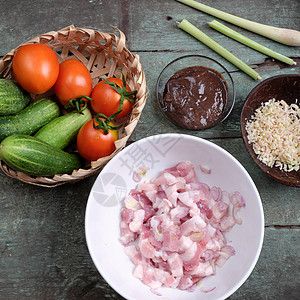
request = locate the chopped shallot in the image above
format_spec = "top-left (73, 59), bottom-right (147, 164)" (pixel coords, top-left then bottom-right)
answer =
top-left (133, 165), bottom-right (149, 182)
top-left (120, 161), bottom-right (245, 292)
top-left (245, 98), bottom-right (300, 172)
top-left (200, 164), bottom-right (211, 174)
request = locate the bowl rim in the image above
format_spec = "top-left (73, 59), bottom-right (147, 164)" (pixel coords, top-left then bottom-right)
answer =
top-left (85, 133), bottom-right (265, 300)
top-left (240, 73), bottom-right (300, 187)
top-left (155, 54), bottom-right (236, 130)
top-left (242, 73), bottom-right (299, 100)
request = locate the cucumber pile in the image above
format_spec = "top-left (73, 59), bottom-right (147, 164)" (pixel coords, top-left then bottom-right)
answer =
top-left (0, 78), bottom-right (92, 177)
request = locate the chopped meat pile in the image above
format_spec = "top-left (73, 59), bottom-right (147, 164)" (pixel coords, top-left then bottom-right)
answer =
top-left (120, 161), bottom-right (245, 292)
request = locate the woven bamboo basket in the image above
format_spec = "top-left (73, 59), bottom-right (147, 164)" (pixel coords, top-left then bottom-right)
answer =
top-left (0, 25), bottom-right (147, 187)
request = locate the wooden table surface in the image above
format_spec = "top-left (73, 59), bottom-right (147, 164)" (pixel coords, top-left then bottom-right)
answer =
top-left (1, 0), bottom-right (299, 299)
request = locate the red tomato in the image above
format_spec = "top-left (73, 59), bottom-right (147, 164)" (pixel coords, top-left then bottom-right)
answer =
top-left (77, 118), bottom-right (118, 161)
top-left (12, 43), bottom-right (59, 94)
top-left (90, 77), bottom-right (134, 119)
top-left (54, 59), bottom-right (93, 106)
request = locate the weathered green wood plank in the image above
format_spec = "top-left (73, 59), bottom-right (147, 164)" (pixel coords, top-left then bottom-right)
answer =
top-left (1, 0), bottom-right (299, 63)
top-left (129, 0), bottom-right (300, 55)
top-left (130, 52), bottom-right (300, 140)
top-left (0, 0), bottom-right (123, 56)
top-left (1, 198), bottom-right (299, 300)
top-left (0, 0), bottom-right (299, 299)
top-left (229, 227), bottom-right (300, 299)
top-left (0, 137), bottom-right (298, 228)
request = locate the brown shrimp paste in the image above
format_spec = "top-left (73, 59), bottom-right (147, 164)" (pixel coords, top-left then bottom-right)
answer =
top-left (162, 66), bottom-right (228, 130)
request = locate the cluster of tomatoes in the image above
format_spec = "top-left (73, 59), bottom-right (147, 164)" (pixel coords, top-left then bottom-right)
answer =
top-left (12, 43), bottom-right (136, 161)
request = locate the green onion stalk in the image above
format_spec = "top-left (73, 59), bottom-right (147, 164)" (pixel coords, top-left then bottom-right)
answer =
top-left (209, 20), bottom-right (296, 65)
top-left (176, 0), bottom-right (300, 46)
top-left (178, 19), bottom-right (262, 80)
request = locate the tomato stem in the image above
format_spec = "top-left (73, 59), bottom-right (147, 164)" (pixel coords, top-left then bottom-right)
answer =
top-left (64, 95), bottom-right (93, 114)
top-left (102, 72), bottom-right (137, 114)
top-left (93, 112), bottom-right (123, 135)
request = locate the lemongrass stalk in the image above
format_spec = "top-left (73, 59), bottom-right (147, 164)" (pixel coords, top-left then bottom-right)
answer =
top-left (209, 20), bottom-right (297, 66)
top-left (176, 0), bottom-right (300, 46)
top-left (178, 19), bottom-right (262, 80)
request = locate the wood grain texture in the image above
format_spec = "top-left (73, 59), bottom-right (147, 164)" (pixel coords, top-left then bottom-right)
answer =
top-left (130, 53), bottom-right (300, 141)
top-left (0, 0), bottom-right (122, 55)
top-left (0, 0), bottom-right (299, 299)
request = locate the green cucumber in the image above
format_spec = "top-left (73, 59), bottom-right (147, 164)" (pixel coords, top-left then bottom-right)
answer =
top-left (0, 79), bottom-right (30, 115)
top-left (0, 98), bottom-right (60, 141)
top-left (35, 108), bottom-right (92, 149)
top-left (0, 134), bottom-right (81, 176)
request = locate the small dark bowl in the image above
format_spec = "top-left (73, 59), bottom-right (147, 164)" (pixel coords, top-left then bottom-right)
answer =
top-left (156, 55), bottom-right (235, 130)
top-left (241, 74), bottom-right (300, 187)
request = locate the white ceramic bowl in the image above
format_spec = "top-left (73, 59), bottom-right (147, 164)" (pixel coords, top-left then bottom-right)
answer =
top-left (85, 133), bottom-right (264, 300)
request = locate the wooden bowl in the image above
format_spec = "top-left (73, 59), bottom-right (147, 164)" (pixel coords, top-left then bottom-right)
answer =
top-left (241, 74), bottom-right (300, 187)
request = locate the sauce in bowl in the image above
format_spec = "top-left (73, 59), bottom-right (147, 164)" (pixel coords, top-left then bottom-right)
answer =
top-left (162, 66), bottom-right (228, 130)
